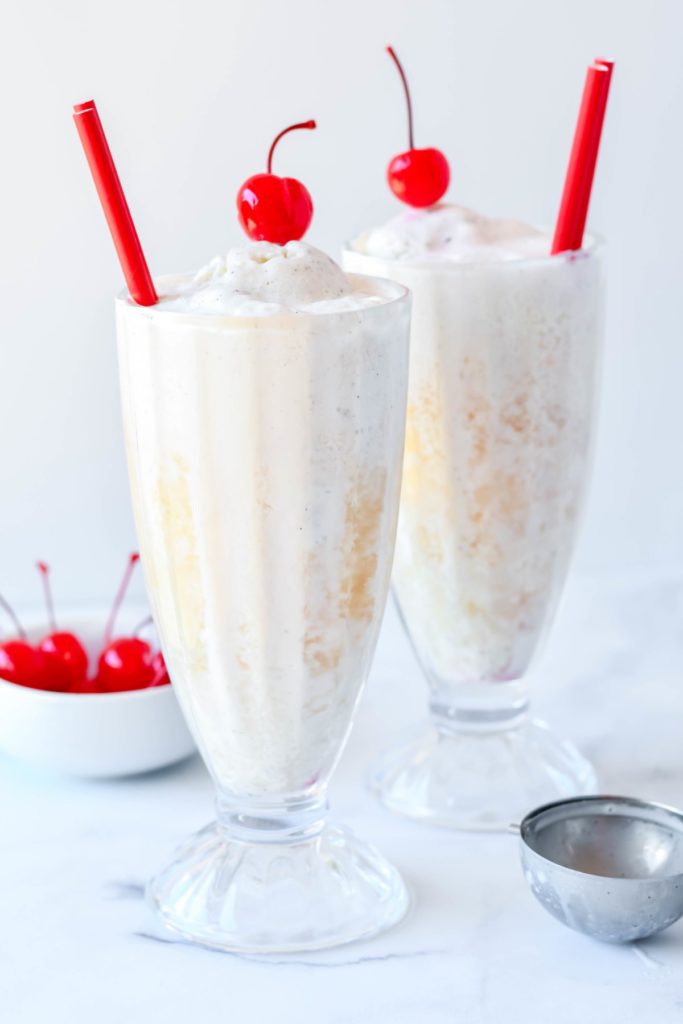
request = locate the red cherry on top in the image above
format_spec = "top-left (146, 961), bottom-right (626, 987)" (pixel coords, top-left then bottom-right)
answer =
top-left (385, 46), bottom-right (450, 208)
top-left (237, 120), bottom-right (316, 245)
top-left (36, 561), bottom-right (88, 690)
top-left (96, 553), bottom-right (156, 692)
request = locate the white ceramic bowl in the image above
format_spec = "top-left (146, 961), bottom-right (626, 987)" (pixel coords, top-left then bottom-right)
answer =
top-left (0, 608), bottom-right (196, 778)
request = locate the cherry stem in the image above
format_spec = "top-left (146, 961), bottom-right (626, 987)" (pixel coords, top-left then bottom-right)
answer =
top-left (133, 614), bottom-right (154, 637)
top-left (0, 594), bottom-right (26, 641)
top-left (103, 553), bottom-right (140, 646)
top-left (386, 46), bottom-right (415, 150)
top-left (37, 561), bottom-right (57, 632)
top-left (266, 120), bottom-right (316, 175)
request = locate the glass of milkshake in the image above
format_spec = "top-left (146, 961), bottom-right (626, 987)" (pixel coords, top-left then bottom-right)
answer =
top-left (69, 107), bottom-right (413, 951)
top-left (344, 204), bottom-right (604, 830)
top-left (340, 47), bottom-right (612, 831)
top-left (117, 240), bottom-right (411, 949)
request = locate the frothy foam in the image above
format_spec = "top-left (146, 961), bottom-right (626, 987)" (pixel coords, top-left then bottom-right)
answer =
top-left (352, 204), bottom-right (551, 263)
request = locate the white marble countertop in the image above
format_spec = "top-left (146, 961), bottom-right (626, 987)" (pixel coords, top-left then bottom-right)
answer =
top-left (4, 569), bottom-right (683, 1023)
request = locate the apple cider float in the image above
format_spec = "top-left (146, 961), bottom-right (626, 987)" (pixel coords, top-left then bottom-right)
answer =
top-left (75, 106), bottom-right (412, 952)
top-left (344, 50), bottom-right (611, 830)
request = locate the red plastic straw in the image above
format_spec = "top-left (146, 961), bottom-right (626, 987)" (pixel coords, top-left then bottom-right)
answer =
top-left (551, 60), bottom-right (614, 255)
top-left (73, 100), bottom-right (158, 305)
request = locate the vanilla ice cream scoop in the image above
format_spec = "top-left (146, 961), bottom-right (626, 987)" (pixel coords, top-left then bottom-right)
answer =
top-left (158, 241), bottom-right (373, 316)
top-left (354, 203), bottom-right (550, 263)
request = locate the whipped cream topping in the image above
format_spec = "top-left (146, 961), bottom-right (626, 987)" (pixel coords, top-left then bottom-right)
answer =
top-left (352, 203), bottom-right (551, 263)
top-left (156, 241), bottom-right (381, 316)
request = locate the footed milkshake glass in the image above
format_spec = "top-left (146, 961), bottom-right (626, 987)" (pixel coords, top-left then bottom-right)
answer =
top-left (116, 275), bottom-right (411, 950)
top-left (343, 243), bottom-right (604, 830)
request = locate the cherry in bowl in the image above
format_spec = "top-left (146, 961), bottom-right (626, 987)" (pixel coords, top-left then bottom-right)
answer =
top-left (0, 608), bottom-right (195, 777)
top-left (0, 554), bottom-right (171, 695)
top-left (36, 561), bottom-right (89, 689)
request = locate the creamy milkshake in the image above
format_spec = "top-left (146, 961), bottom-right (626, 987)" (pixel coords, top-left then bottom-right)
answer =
top-left (344, 203), bottom-right (604, 829)
top-left (117, 241), bottom-right (411, 949)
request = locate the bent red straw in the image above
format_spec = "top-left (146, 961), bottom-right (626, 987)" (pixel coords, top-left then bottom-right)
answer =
top-left (551, 60), bottom-right (614, 255)
top-left (73, 100), bottom-right (158, 306)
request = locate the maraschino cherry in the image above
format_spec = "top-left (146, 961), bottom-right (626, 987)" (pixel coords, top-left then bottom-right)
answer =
top-left (237, 120), bottom-right (316, 244)
top-left (96, 553), bottom-right (156, 692)
top-left (133, 614), bottom-right (170, 687)
top-left (385, 46), bottom-right (450, 208)
top-left (36, 561), bottom-right (88, 689)
top-left (150, 650), bottom-right (170, 687)
top-left (0, 595), bottom-right (46, 689)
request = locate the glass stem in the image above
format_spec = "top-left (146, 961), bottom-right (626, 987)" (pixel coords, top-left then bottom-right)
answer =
top-left (215, 790), bottom-right (328, 844)
top-left (429, 679), bottom-right (530, 735)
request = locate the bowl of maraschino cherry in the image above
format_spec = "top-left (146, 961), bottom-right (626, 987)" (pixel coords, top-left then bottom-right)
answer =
top-left (0, 555), bottom-right (195, 778)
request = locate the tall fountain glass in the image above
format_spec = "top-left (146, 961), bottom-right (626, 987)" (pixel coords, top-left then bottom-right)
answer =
top-left (343, 242), bottom-right (604, 830)
top-left (116, 274), bottom-right (411, 950)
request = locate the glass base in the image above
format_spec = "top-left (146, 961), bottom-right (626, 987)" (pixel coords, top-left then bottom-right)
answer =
top-left (369, 718), bottom-right (597, 831)
top-left (147, 819), bottom-right (410, 953)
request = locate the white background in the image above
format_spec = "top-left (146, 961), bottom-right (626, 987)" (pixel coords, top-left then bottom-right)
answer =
top-left (0, 0), bottom-right (681, 607)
